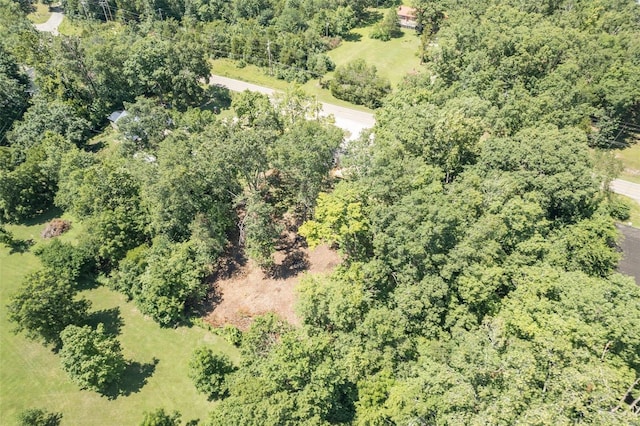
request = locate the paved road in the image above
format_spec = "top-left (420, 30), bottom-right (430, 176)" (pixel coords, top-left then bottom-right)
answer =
top-left (34, 7), bottom-right (64, 35)
top-left (611, 179), bottom-right (640, 205)
top-left (209, 75), bottom-right (375, 140)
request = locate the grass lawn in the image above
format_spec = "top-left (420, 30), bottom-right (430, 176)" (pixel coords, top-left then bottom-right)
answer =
top-left (211, 8), bottom-right (422, 110)
top-left (57, 17), bottom-right (83, 36)
top-left (324, 25), bottom-right (422, 88)
top-left (1, 213), bottom-right (238, 426)
top-left (616, 141), bottom-right (640, 184)
top-left (27, 2), bottom-right (51, 24)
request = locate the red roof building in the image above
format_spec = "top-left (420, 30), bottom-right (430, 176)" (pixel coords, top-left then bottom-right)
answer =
top-left (397, 5), bottom-right (418, 28)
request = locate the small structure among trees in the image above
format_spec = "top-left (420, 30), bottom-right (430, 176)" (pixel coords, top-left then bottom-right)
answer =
top-left (397, 5), bottom-right (417, 29)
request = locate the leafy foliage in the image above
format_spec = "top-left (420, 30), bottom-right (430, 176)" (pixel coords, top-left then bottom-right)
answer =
top-left (188, 346), bottom-right (235, 400)
top-left (0, 44), bottom-right (30, 143)
top-left (370, 9), bottom-right (401, 41)
top-left (59, 323), bottom-right (126, 392)
top-left (139, 409), bottom-right (182, 426)
top-left (122, 237), bottom-right (209, 326)
top-left (330, 59), bottom-right (392, 108)
top-left (7, 271), bottom-right (91, 348)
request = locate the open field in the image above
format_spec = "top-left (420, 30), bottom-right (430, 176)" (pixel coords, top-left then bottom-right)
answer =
top-left (1, 214), bottom-right (238, 426)
top-left (617, 141), bottom-right (640, 184)
top-left (27, 2), bottom-right (52, 24)
top-left (325, 25), bottom-right (422, 87)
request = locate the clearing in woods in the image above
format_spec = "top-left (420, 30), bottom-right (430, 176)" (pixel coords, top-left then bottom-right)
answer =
top-left (205, 243), bottom-right (341, 330)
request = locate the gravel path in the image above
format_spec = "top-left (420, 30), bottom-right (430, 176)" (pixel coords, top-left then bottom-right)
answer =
top-left (34, 7), bottom-right (63, 35)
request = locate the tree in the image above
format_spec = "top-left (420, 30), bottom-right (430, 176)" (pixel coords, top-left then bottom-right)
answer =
top-left (0, 45), bottom-right (30, 142)
top-left (7, 270), bottom-right (90, 348)
top-left (239, 194), bottom-right (282, 270)
top-left (329, 59), bottom-right (391, 108)
top-left (370, 8), bottom-right (401, 41)
top-left (478, 125), bottom-right (598, 221)
top-left (6, 97), bottom-right (90, 160)
top-left (188, 346), bottom-right (236, 400)
top-left (0, 133), bottom-right (74, 222)
top-left (33, 239), bottom-right (94, 281)
top-left (123, 34), bottom-right (209, 110)
top-left (17, 408), bottom-right (62, 426)
top-left (270, 120), bottom-right (343, 212)
top-left (117, 96), bottom-right (173, 152)
top-left (133, 237), bottom-right (208, 326)
top-left (0, 224), bottom-right (13, 246)
top-left (298, 182), bottom-right (371, 260)
top-left (140, 409), bottom-right (182, 426)
top-left (232, 91), bottom-right (281, 131)
top-left (59, 324), bottom-right (126, 392)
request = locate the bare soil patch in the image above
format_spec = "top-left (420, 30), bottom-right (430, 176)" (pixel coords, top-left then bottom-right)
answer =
top-left (205, 243), bottom-right (340, 330)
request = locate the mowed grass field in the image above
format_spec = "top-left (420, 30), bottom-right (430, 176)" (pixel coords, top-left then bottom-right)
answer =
top-left (617, 141), bottom-right (640, 184)
top-left (1, 213), bottom-right (238, 425)
top-left (324, 25), bottom-right (422, 87)
top-left (211, 8), bottom-right (422, 108)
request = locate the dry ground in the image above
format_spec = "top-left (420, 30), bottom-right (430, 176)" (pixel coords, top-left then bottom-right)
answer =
top-left (205, 244), bottom-right (341, 330)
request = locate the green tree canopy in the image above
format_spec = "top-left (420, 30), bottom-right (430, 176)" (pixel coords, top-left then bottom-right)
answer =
top-left (59, 323), bottom-right (126, 393)
top-left (7, 270), bottom-right (91, 348)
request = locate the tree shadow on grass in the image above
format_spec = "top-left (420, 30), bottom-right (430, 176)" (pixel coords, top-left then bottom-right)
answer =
top-left (21, 207), bottom-right (64, 227)
top-left (358, 10), bottom-right (383, 27)
top-left (102, 358), bottom-right (159, 399)
top-left (8, 238), bottom-right (35, 254)
top-left (86, 307), bottom-right (123, 337)
top-left (75, 271), bottom-right (101, 291)
top-left (343, 32), bottom-right (362, 42)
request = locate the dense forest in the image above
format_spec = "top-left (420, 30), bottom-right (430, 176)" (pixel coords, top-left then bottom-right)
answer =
top-left (2, 0), bottom-right (640, 424)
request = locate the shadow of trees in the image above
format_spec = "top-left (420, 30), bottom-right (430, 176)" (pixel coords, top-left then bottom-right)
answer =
top-left (8, 238), bottom-right (35, 254)
top-left (102, 358), bottom-right (159, 399)
top-left (87, 307), bottom-right (124, 337)
top-left (270, 249), bottom-right (310, 279)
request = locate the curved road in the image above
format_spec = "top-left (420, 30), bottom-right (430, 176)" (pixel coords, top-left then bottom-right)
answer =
top-left (209, 75), bottom-right (375, 140)
top-left (34, 7), bottom-right (64, 35)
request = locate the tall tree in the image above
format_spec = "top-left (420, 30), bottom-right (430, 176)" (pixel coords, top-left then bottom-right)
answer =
top-left (7, 270), bottom-right (91, 348)
top-left (59, 324), bottom-right (126, 392)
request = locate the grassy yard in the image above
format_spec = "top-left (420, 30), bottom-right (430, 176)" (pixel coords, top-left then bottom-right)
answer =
top-left (1, 213), bottom-right (238, 426)
top-left (616, 141), bottom-right (640, 184)
top-left (27, 2), bottom-right (51, 24)
top-left (211, 8), bottom-right (422, 110)
top-left (324, 25), bottom-right (422, 87)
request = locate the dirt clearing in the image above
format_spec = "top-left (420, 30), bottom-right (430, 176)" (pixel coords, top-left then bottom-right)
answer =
top-left (204, 244), bottom-right (341, 330)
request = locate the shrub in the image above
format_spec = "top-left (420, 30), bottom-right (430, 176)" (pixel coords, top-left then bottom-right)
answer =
top-left (329, 59), bottom-right (391, 108)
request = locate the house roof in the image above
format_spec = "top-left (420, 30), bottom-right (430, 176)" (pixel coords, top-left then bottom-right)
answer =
top-left (107, 110), bottom-right (128, 123)
top-left (398, 5), bottom-right (417, 18)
